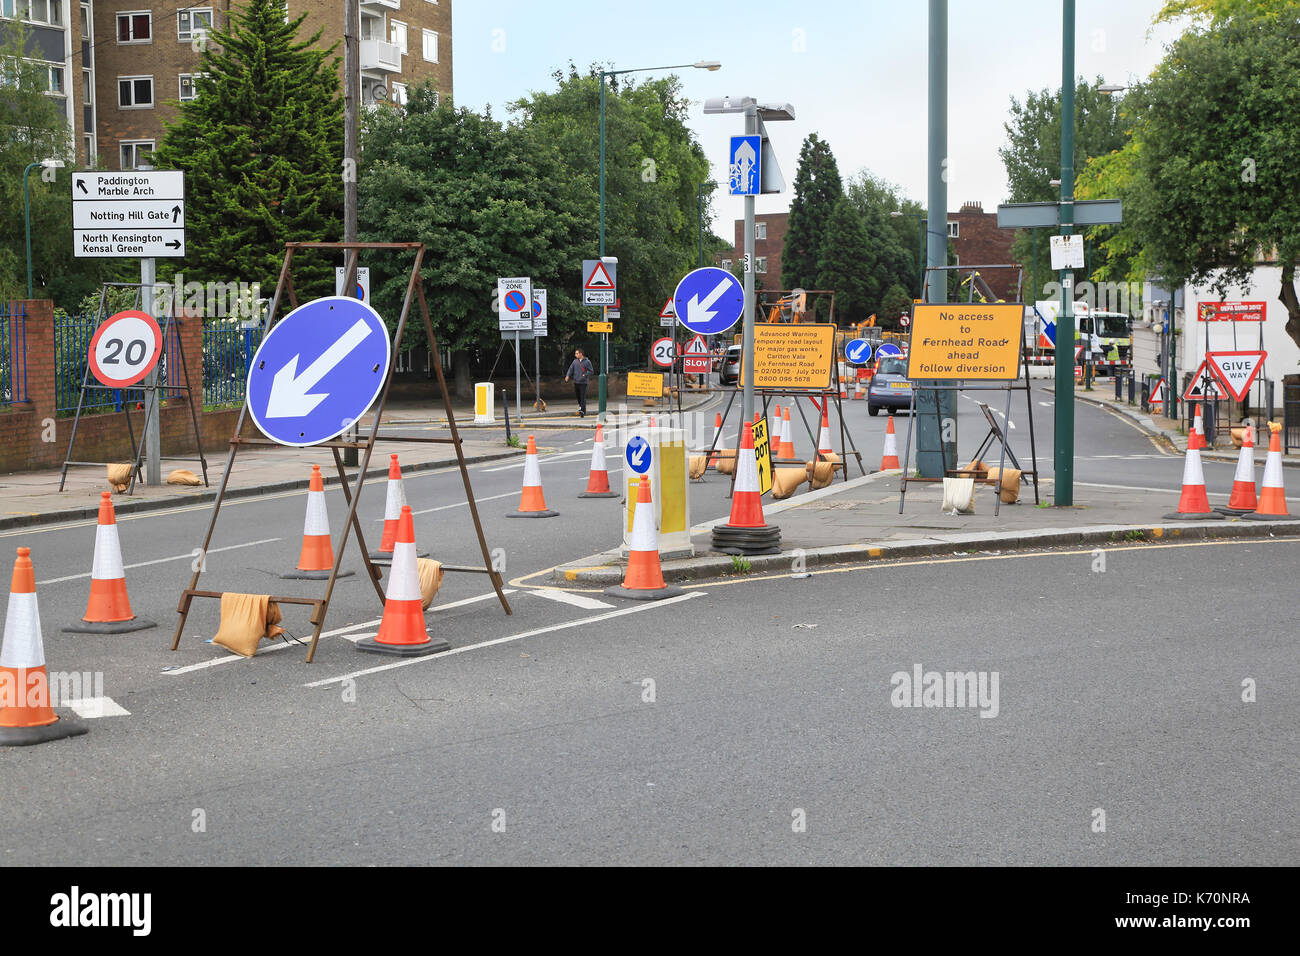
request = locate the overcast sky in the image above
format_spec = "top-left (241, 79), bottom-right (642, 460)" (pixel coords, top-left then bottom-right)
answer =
top-left (453, 1), bottom-right (1184, 235)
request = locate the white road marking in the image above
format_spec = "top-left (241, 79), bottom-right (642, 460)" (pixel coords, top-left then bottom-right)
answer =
top-left (37, 537), bottom-right (282, 585)
top-left (480, 450), bottom-right (593, 472)
top-left (303, 591), bottom-right (706, 688)
top-left (528, 589), bottom-right (615, 610)
top-left (161, 589), bottom-right (515, 675)
top-left (386, 490), bottom-right (516, 519)
top-left (1076, 480), bottom-right (1299, 501)
top-left (66, 696), bottom-right (130, 718)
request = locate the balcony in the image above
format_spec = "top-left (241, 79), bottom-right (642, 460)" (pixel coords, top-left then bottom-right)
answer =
top-left (360, 39), bottom-right (402, 74)
top-left (360, 0), bottom-right (400, 10)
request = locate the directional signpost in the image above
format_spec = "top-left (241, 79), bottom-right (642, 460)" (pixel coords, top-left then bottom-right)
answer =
top-left (845, 338), bottom-right (874, 366)
top-left (71, 170), bottom-right (185, 258)
top-left (246, 296), bottom-right (391, 447)
top-left (626, 435), bottom-right (652, 475)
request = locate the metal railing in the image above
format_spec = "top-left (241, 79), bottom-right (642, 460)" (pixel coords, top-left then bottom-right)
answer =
top-left (1285, 381), bottom-right (1299, 455)
top-left (54, 313), bottom-right (187, 415)
top-left (203, 323), bottom-right (262, 407)
top-left (1, 303), bottom-right (27, 406)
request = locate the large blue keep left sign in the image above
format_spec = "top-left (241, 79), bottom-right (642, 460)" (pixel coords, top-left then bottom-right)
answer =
top-left (246, 296), bottom-right (391, 447)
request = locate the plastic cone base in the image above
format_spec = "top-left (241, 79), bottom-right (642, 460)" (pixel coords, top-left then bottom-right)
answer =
top-left (604, 583), bottom-right (685, 601)
top-left (355, 634), bottom-right (451, 656)
top-left (62, 617), bottom-right (156, 634)
top-left (1213, 506), bottom-right (1255, 516)
top-left (712, 524), bottom-right (781, 555)
top-left (1161, 511), bottom-right (1223, 521)
top-left (368, 548), bottom-right (429, 564)
top-left (280, 568), bottom-right (356, 580)
top-left (577, 490), bottom-right (620, 499)
top-left (1241, 511), bottom-right (1300, 521)
top-left (0, 714), bottom-right (89, 747)
top-left (507, 509), bottom-right (559, 518)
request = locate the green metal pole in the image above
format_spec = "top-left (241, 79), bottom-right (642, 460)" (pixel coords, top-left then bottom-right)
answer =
top-left (598, 73), bottom-right (608, 417)
top-left (1055, 0), bottom-right (1076, 505)
top-left (698, 183), bottom-right (705, 267)
top-left (23, 163), bottom-right (39, 299)
top-left (916, 216), bottom-right (925, 298)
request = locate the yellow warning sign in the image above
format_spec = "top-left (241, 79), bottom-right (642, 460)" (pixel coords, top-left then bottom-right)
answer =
top-left (751, 418), bottom-right (773, 495)
top-left (906, 303), bottom-right (1023, 380)
top-left (587, 320), bottom-right (614, 333)
top-left (742, 323), bottom-right (836, 390)
top-left (626, 371), bottom-right (664, 398)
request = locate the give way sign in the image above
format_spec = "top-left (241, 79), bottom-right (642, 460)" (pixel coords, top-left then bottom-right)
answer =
top-left (1206, 350), bottom-right (1267, 402)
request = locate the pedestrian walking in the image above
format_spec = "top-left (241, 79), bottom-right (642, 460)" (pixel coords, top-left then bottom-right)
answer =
top-left (564, 348), bottom-right (595, 417)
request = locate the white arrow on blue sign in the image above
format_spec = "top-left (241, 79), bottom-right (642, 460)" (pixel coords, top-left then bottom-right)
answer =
top-left (672, 267), bottom-right (745, 337)
top-left (729, 135), bottom-right (761, 196)
top-left (876, 342), bottom-right (904, 359)
top-left (246, 296), bottom-right (391, 447)
top-left (845, 338), bottom-right (874, 365)
top-left (625, 436), bottom-right (652, 475)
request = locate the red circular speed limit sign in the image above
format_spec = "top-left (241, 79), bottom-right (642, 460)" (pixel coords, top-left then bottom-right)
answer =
top-left (87, 310), bottom-right (163, 387)
top-left (650, 337), bottom-right (675, 368)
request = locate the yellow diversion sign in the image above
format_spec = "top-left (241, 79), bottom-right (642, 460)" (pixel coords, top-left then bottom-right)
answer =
top-left (907, 303), bottom-right (1023, 381)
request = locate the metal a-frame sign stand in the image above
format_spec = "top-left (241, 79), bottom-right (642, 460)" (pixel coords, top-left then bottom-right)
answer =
top-left (171, 242), bottom-right (511, 662)
top-left (59, 280), bottom-right (209, 494)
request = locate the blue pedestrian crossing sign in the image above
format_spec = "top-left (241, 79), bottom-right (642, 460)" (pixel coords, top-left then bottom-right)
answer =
top-left (877, 342), bottom-right (904, 359)
top-left (845, 338), bottom-right (874, 365)
top-left (672, 267), bottom-right (745, 336)
top-left (246, 296), bottom-right (391, 447)
top-left (729, 135), bottom-right (761, 196)
top-left (625, 436), bottom-right (652, 475)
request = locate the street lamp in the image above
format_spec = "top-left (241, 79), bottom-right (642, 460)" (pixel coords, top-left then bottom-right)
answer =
top-left (24, 158), bottom-right (64, 298)
top-left (891, 210), bottom-right (926, 299)
top-left (597, 59), bottom-right (722, 417)
top-left (1098, 83), bottom-right (1129, 94)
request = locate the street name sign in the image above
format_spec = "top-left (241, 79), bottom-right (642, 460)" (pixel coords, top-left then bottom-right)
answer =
top-left (845, 338), bottom-right (874, 365)
top-left (672, 267), bottom-right (744, 336)
top-left (996, 199), bottom-right (1123, 230)
top-left (87, 310), bottom-right (163, 387)
top-left (497, 277), bottom-right (532, 331)
top-left (625, 436), bottom-right (652, 475)
top-left (72, 170), bottom-right (185, 258)
top-left (1206, 350), bottom-right (1267, 402)
top-left (246, 296), bottom-right (391, 447)
top-left (907, 304), bottom-right (1023, 381)
top-left (582, 259), bottom-right (617, 306)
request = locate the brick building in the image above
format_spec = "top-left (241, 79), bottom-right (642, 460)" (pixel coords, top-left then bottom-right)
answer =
top-left (946, 200), bottom-right (1018, 300)
top-left (714, 212), bottom-right (788, 291)
top-left (1, 0), bottom-right (452, 171)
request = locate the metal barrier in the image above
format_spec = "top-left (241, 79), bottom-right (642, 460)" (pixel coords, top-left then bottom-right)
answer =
top-left (1, 303), bottom-right (27, 405)
top-left (202, 324), bottom-right (262, 407)
top-left (55, 314), bottom-right (131, 414)
top-left (1285, 381), bottom-right (1299, 454)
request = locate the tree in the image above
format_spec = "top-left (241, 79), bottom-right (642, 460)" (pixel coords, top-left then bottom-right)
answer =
top-left (152, 0), bottom-right (344, 301)
top-left (814, 199), bottom-right (872, 324)
top-left (880, 283), bottom-right (913, 325)
top-left (1114, 4), bottom-right (1300, 349)
top-left (782, 134), bottom-right (843, 300)
top-left (844, 170), bottom-right (917, 316)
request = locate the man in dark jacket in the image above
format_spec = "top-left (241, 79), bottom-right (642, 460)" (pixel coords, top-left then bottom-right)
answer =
top-left (564, 348), bottom-right (595, 417)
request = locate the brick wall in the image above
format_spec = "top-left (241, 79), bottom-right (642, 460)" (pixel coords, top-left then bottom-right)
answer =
top-left (949, 202), bottom-right (1018, 300)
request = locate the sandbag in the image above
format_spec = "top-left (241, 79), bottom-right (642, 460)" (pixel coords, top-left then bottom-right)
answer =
top-left (714, 449), bottom-right (737, 475)
top-left (958, 459), bottom-right (987, 479)
top-left (805, 453), bottom-right (841, 490)
top-left (941, 476), bottom-right (976, 514)
top-left (106, 463), bottom-right (133, 493)
top-left (212, 593), bottom-right (286, 658)
top-left (771, 466), bottom-right (807, 500)
top-left (417, 558), bottom-right (444, 610)
top-left (167, 468), bottom-right (202, 486)
top-left (688, 455), bottom-right (708, 479)
top-left (984, 466), bottom-right (1022, 504)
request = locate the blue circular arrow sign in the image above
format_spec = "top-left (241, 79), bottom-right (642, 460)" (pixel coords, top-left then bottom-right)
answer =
top-left (876, 342), bottom-right (903, 359)
top-left (672, 267), bottom-right (745, 336)
top-left (625, 436), bottom-right (653, 475)
top-left (246, 296), bottom-right (391, 447)
top-left (845, 338), bottom-right (874, 365)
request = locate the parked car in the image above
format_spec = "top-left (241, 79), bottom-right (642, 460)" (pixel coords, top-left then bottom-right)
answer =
top-left (867, 355), bottom-right (913, 415)
top-left (719, 345), bottom-right (742, 386)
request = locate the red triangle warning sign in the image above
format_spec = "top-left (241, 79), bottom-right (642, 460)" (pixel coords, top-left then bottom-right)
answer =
top-left (659, 298), bottom-right (676, 319)
top-left (1206, 350), bottom-right (1267, 402)
top-left (1148, 377), bottom-right (1167, 406)
top-left (684, 333), bottom-right (708, 354)
top-left (1182, 359), bottom-right (1227, 402)
top-left (584, 261), bottom-right (615, 290)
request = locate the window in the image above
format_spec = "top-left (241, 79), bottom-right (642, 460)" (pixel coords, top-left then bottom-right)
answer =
top-left (177, 8), bottom-right (212, 41)
top-left (389, 19), bottom-right (407, 55)
top-left (421, 29), bottom-right (437, 62)
top-left (15, 0), bottom-right (61, 25)
top-left (120, 140), bottom-right (154, 170)
top-left (118, 75), bottom-right (154, 108)
top-left (179, 73), bottom-right (200, 100)
top-left (83, 133), bottom-right (95, 166)
top-left (117, 12), bottom-right (151, 43)
top-left (947, 221), bottom-right (959, 238)
top-left (756, 257), bottom-right (767, 274)
top-left (41, 63), bottom-right (63, 95)
top-left (390, 81), bottom-right (407, 106)
top-left (82, 68), bottom-right (92, 103)
top-left (80, 3), bottom-right (90, 38)
top-left (755, 221), bottom-right (766, 240)
top-left (721, 259), bottom-right (732, 269)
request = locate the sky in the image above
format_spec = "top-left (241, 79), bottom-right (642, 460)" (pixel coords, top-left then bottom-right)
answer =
top-left (452, 1), bottom-right (1184, 237)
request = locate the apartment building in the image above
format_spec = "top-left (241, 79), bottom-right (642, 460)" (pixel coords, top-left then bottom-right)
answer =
top-left (0, 0), bottom-right (451, 170)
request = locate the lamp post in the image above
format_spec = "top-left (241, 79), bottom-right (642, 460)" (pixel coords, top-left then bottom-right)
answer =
top-left (598, 60), bottom-right (721, 417)
top-left (891, 210), bottom-right (926, 299)
top-left (23, 158), bottom-right (64, 298)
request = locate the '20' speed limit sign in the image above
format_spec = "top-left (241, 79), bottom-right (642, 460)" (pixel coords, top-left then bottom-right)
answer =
top-left (87, 310), bottom-right (164, 387)
top-left (650, 337), bottom-right (675, 368)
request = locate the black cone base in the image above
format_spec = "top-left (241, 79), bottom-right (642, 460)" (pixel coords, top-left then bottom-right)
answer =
top-left (62, 617), bottom-right (156, 634)
top-left (0, 714), bottom-right (89, 747)
top-left (1161, 512), bottom-right (1223, 521)
top-left (578, 491), bottom-right (620, 499)
top-left (712, 523), bottom-right (781, 555)
top-left (604, 584), bottom-right (685, 601)
top-left (1240, 511), bottom-right (1300, 520)
top-left (507, 510), bottom-right (559, 518)
top-left (280, 568), bottom-right (356, 580)
top-left (356, 635), bottom-right (451, 656)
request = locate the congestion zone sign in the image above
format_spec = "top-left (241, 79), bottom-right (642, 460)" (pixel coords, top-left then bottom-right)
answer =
top-left (906, 303), bottom-right (1024, 381)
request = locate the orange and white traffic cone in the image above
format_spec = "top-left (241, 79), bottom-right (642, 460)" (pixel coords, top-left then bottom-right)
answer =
top-left (770, 404), bottom-right (781, 449)
top-left (711, 417), bottom-right (782, 554)
top-left (708, 413), bottom-right (723, 468)
top-left (283, 466), bottom-right (354, 579)
top-left (853, 378), bottom-right (865, 400)
top-left (508, 435), bottom-right (558, 517)
top-left (63, 492), bottom-right (155, 633)
top-left (1245, 422), bottom-right (1297, 520)
top-left (370, 455), bottom-right (427, 563)
top-left (1188, 403), bottom-right (1206, 450)
top-left (1, 548), bottom-right (89, 746)
top-left (605, 476), bottom-right (683, 600)
top-left (881, 414), bottom-right (901, 470)
top-left (1216, 424), bottom-right (1258, 516)
top-left (817, 408), bottom-right (834, 459)
top-left (357, 506), bottom-right (451, 656)
top-left (779, 406), bottom-right (796, 460)
top-left (1163, 432), bottom-right (1222, 520)
top-left (579, 423), bottom-right (619, 498)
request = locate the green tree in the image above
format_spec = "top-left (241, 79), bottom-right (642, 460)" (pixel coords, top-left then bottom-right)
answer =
top-left (880, 283), bottom-right (913, 325)
top-left (782, 134), bottom-right (843, 302)
top-left (844, 170), bottom-right (917, 316)
top-left (152, 0), bottom-right (343, 300)
top-left (814, 199), bottom-right (872, 324)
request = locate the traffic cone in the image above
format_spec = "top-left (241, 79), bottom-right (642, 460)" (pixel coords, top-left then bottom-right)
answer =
top-left (853, 378), bottom-right (865, 400)
top-left (770, 404), bottom-right (781, 449)
top-left (579, 424), bottom-right (619, 498)
top-left (712, 421), bottom-right (781, 554)
top-left (1216, 424), bottom-right (1257, 515)
top-left (779, 406), bottom-right (796, 460)
top-left (1189, 403), bottom-right (1206, 450)
top-left (508, 435), bottom-right (558, 517)
top-left (1, 548), bottom-right (89, 746)
top-left (1163, 437), bottom-right (1222, 520)
top-left (357, 506), bottom-right (450, 656)
top-left (370, 455), bottom-right (427, 563)
top-left (1245, 422), bottom-right (1297, 520)
top-left (63, 492), bottom-right (155, 633)
top-left (605, 476), bottom-right (683, 601)
top-left (708, 413), bottom-right (723, 468)
top-left (881, 415), bottom-right (901, 470)
top-left (283, 466), bottom-right (354, 579)
top-left (817, 408), bottom-right (834, 458)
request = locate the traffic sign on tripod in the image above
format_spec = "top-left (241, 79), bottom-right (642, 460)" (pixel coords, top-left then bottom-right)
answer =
top-left (87, 310), bottom-right (163, 387)
top-left (672, 267), bottom-right (744, 336)
top-left (681, 333), bottom-right (711, 373)
top-left (877, 342), bottom-right (903, 359)
top-left (845, 338), bottom-right (874, 365)
top-left (651, 338), bottom-right (675, 368)
top-left (246, 296), bottom-right (392, 447)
